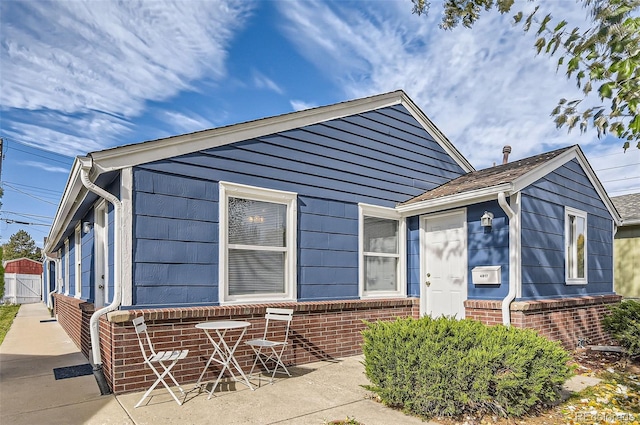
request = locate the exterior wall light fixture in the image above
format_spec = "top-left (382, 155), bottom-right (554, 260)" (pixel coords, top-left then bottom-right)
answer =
top-left (83, 221), bottom-right (92, 234)
top-left (481, 211), bottom-right (494, 228)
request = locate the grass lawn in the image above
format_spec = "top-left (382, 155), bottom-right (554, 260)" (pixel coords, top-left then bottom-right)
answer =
top-left (0, 304), bottom-right (20, 346)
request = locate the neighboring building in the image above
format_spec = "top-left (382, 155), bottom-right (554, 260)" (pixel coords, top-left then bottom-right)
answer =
top-left (3, 257), bottom-right (43, 304)
top-left (611, 193), bottom-right (640, 299)
top-left (42, 90), bottom-right (622, 395)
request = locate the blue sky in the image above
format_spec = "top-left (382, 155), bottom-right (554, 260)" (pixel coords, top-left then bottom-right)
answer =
top-left (1, 0), bottom-right (639, 248)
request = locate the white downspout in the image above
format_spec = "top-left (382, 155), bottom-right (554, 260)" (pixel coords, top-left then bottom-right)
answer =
top-left (79, 157), bottom-right (122, 368)
top-left (498, 192), bottom-right (518, 326)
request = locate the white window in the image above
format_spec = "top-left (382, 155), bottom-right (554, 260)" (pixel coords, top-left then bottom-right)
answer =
top-left (565, 207), bottom-right (587, 285)
top-left (219, 182), bottom-right (297, 304)
top-left (75, 224), bottom-right (82, 298)
top-left (359, 204), bottom-right (406, 298)
top-left (64, 240), bottom-right (70, 295)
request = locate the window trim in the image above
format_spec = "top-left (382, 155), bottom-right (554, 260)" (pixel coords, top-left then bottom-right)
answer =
top-left (74, 224), bottom-right (82, 298)
top-left (218, 181), bottom-right (297, 305)
top-left (64, 239), bottom-right (70, 296)
top-left (565, 206), bottom-right (588, 285)
top-left (359, 203), bottom-right (406, 299)
top-left (57, 248), bottom-right (62, 294)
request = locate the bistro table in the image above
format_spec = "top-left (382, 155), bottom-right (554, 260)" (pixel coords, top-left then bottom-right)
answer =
top-left (195, 320), bottom-right (254, 399)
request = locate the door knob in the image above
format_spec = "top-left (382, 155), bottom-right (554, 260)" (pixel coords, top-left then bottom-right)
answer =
top-left (425, 281), bottom-right (431, 287)
top-left (98, 285), bottom-right (104, 289)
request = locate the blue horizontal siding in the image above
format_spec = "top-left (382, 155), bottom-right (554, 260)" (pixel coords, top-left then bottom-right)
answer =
top-left (136, 216), bottom-right (217, 242)
top-left (134, 169), bottom-right (218, 200)
top-left (135, 192), bottom-right (218, 222)
top-left (130, 104), bottom-right (467, 307)
top-left (135, 286), bottom-right (214, 305)
top-left (135, 263), bottom-right (217, 286)
top-left (467, 202), bottom-right (509, 300)
top-left (134, 239), bottom-right (217, 264)
top-left (519, 160), bottom-right (614, 299)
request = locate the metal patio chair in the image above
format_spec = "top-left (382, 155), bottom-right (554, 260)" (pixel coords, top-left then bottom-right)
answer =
top-left (133, 316), bottom-right (189, 407)
top-left (246, 308), bottom-right (294, 384)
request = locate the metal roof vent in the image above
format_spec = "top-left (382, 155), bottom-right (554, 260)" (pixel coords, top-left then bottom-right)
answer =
top-left (502, 145), bottom-right (512, 164)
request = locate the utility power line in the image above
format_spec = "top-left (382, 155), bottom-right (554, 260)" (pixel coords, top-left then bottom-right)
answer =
top-left (2, 182), bottom-right (58, 205)
top-left (0, 136), bottom-right (76, 160)
top-left (0, 217), bottom-right (49, 226)
top-left (595, 163), bottom-right (640, 172)
top-left (1, 211), bottom-right (54, 219)
top-left (4, 145), bottom-right (73, 166)
top-left (1, 180), bottom-right (63, 198)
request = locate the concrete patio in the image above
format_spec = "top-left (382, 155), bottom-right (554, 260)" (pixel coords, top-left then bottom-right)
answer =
top-left (0, 303), bottom-right (433, 425)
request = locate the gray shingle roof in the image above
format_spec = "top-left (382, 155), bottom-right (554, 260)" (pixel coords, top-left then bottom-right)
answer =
top-left (611, 193), bottom-right (640, 223)
top-left (399, 146), bottom-right (574, 206)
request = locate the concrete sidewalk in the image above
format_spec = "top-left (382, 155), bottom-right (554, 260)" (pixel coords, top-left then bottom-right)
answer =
top-left (0, 303), bottom-right (433, 425)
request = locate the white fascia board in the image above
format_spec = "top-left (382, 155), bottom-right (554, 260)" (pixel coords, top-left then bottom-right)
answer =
top-left (621, 218), bottom-right (640, 226)
top-left (400, 96), bottom-right (475, 173)
top-left (89, 91), bottom-right (407, 173)
top-left (511, 145), bottom-right (622, 226)
top-left (43, 158), bottom-right (88, 253)
top-left (396, 183), bottom-right (513, 216)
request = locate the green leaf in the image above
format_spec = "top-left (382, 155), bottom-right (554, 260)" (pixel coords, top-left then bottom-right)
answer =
top-left (513, 11), bottom-right (523, 24)
top-left (524, 6), bottom-right (539, 32)
top-left (630, 114), bottom-right (640, 134)
top-left (537, 14), bottom-right (552, 35)
top-left (599, 82), bottom-right (614, 99)
top-left (553, 20), bottom-right (568, 32)
top-left (535, 37), bottom-right (546, 54)
top-left (567, 56), bottom-right (580, 76)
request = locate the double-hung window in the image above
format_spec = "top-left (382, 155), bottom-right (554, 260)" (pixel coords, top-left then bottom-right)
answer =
top-left (565, 206), bottom-right (587, 285)
top-left (359, 204), bottom-right (405, 298)
top-left (219, 182), bottom-right (297, 304)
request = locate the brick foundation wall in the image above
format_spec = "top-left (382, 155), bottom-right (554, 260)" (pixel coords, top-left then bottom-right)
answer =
top-left (54, 297), bottom-right (420, 395)
top-left (465, 295), bottom-right (622, 349)
top-left (53, 294), bottom-right (94, 359)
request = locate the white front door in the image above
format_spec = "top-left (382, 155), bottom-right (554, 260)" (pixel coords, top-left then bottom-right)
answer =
top-left (421, 210), bottom-right (467, 318)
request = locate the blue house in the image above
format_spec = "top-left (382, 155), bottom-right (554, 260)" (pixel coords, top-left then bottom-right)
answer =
top-left (42, 90), bottom-right (621, 394)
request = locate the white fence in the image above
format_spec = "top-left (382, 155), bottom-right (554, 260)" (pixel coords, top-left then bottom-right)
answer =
top-left (3, 273), bottom-right (42, 304)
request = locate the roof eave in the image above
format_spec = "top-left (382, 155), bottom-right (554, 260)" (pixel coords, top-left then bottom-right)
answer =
top-left (43, 157), bottom-right (94, 254)
top-left (89, 90), bottom-right (411, 173)
top-left (510, 145), bottom-right (622, 226)
top-left (396, 183), bottom-right (513, 216)
top-left (399, 96), bottom-right (475, 173)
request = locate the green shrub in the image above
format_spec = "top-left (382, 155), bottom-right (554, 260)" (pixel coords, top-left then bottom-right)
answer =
top-left (361, 316), bottom-right (573, 419)
top-left (601, 299), bottom-right (640, 358)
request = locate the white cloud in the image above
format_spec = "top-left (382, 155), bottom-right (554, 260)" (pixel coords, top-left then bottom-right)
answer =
top-left (160, 110), bottom-right (216, 134)
top-left (290, 100), bottom-right (318, 111)
top-left (276, 1), bottom-right (602, 169)
top-left (1, 0), bottom-right (254, 150)
top-left (3, 112), bottom-right (130, 156)
top-left (20, 161), bottom-right (70, 174)
top-left (253, 71), bottom-right (284, 94)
